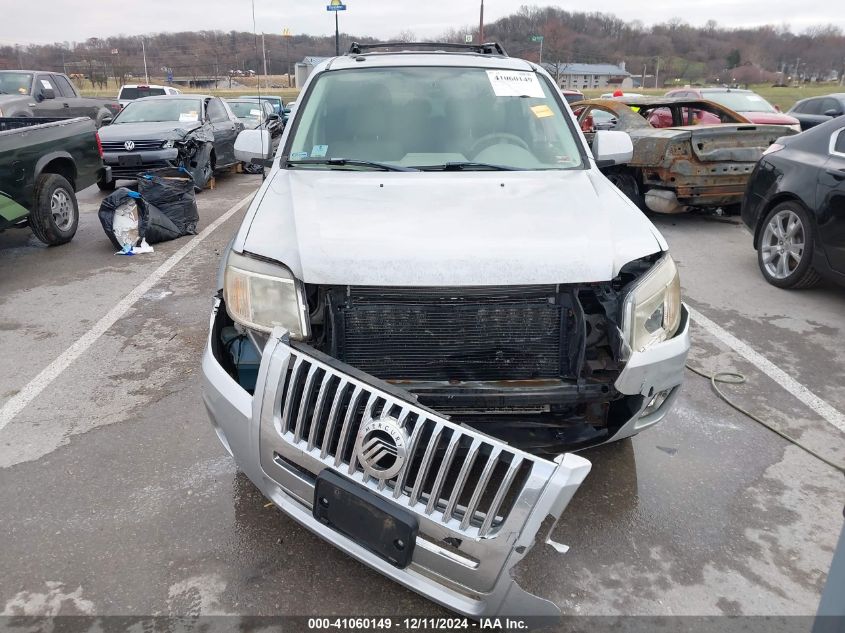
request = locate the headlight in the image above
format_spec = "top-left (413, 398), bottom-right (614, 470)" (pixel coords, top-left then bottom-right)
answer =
top-left (162, 139), bottom-right (175, 149)
top-left (223, 251), bottom-right (310, 339)
top-left (622, 255), bottom-right (682, 353)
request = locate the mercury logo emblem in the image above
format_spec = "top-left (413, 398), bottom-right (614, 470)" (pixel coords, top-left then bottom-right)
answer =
top-left (355, 412), bottom-right (409, 480)
top-left (124, 140), bottom-right (135, 151)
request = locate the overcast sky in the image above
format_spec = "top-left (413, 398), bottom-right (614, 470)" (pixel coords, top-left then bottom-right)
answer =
top-left (2, 0), bottom-right (844, 46)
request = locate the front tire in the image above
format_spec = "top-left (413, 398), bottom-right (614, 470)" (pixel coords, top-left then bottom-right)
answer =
top-left (757, 201), bottom-right (821, 289)
top-left (29, 174), bottom-right (79, 246)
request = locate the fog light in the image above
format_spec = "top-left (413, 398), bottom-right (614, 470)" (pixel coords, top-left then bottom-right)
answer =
top-left (642, 389), bottom-right (672, 417)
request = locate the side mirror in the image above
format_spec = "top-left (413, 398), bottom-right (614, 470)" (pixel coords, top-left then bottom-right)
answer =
top-left (234, 129), bottom-right (273, 166)
top-left (593, 130), bottom-right (633, 167)
top-left (824, 109), bottom-right (842, 117)
top-left (268, 113), bottom-right (281, 122)
top-left (41, 87), bottom-right (55, 100)
top-left (773, 104), bottom-right (782, 112)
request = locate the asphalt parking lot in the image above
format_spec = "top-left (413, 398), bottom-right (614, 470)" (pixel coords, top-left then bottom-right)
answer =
top-left (1, 173), bottom-right (843, 619)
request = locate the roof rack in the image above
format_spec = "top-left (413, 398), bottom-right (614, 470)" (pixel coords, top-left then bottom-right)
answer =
top-left (347, 41), bottom-right (508, 57)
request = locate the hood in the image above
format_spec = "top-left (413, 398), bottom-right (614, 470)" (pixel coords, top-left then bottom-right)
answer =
top-left (236, 169), bottom-right (665, 286)
top-left (98, 120), bottom-right (206, 141)
top-left (739, 111), bottom-right (800, 126)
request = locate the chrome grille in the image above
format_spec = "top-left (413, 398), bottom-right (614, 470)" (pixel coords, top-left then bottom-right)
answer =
top-left (101, 139), bottom-right (165, 152)
top-left (265, 344), bottom-right (545, 538)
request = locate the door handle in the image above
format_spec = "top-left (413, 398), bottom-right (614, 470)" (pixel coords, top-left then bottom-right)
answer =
top-left (62, 103), bottom-right (70, 108)
top-left (825, 168), bottom-right (845, 180)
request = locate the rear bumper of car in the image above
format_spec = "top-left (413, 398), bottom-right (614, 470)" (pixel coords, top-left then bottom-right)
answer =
top-left (201, 299), bottom-right (690, 617)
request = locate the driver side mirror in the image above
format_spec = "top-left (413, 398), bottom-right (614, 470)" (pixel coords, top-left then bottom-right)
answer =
top-left (824, 109), bottom-right (842, 118)
top-left (40, 87), bottom-right (55, 101)
top-left (773, 104), bottom-right (782, 112)
top-left (234, 129), bottom-right (273, 167)
top-left (593, 130), bottom-right (633, 167)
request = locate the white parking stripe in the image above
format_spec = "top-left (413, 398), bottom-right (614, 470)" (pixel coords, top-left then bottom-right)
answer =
top-left (687, 305), bottom-right (845, 434)
top-left (0, 190), bottom-right (257, 434)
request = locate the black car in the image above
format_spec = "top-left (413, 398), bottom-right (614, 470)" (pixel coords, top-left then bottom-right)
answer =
top-left (97, 95), bottom-right (243, 190)
top-left (225, 99), bottom-right (283, 139)
top-left (741, 116), bottom-right (845, 288)
top-left (787, 94), bottom-right (845, 131)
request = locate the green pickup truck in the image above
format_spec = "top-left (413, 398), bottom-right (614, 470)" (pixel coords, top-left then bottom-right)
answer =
top-left (0, 117), bottom-right (111, 245)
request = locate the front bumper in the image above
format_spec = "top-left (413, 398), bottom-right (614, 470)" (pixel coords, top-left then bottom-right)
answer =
top-left (201, 300), bottom-right (690, 617)
top-left (103, 149), bottom-right (178, 180)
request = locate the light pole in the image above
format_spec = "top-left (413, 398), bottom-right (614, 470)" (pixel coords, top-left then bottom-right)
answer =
top-left (141, 38), bottom-right (149, 84)
top-left (530, 35), bottom-right (544, 65)
top-left (479, 0), bottom-right (485, 43)
top-left (327, 0), bottom-right (347, 56)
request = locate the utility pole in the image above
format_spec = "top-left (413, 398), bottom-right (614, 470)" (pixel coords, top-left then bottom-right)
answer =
top-left (642, 64), bottom-right (646, 89)
top-left (479, 0), bottom-right (485, 43)
top-left (262, 33), bottom-right (268, 89)
top-left (141, 38), bottom-right (149, 84)
top-left (654, 57), bottom-right (660, 89)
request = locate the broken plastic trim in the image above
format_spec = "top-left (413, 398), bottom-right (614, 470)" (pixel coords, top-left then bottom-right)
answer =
top-left (253, 325), bottom-right (592, 617)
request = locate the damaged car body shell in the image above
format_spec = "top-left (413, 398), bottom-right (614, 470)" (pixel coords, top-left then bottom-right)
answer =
top-left (202, 51), bottom-right (691, 617)
top-left (573, 97), bottom-right (797, 213)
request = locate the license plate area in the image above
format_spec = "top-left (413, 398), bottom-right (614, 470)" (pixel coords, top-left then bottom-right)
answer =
top-left (313, 470), bottom-right (418, 568)
top-left (118, 154), bottom-right (142, 167)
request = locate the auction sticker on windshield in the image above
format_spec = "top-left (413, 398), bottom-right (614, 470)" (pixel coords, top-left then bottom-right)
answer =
top-left (180, 112), bottom-right (199, 122)
top-left (486, 70), bottom-right (544, 98)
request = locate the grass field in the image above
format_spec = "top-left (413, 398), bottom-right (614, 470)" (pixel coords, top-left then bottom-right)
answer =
top-left (78, 76), bottom-right (843, 113)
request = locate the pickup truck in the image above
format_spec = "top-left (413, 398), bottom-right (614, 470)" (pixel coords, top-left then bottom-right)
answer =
top-left (0, 70), bottom-right (120, 128)
top-left (0, 117), bottom-right (111, 245)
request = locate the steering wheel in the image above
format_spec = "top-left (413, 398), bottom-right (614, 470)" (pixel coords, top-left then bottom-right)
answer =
top-left (469, 132), bottom-right (530, 157)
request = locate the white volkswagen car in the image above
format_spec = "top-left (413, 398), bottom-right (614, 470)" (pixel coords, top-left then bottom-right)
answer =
top-left (202, 42), bottom-right (690, 618)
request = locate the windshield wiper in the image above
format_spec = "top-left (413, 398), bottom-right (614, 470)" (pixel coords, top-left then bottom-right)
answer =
top-left (286, 158), bottom-right (418, 172)
top-left (419, 161), bottom-right (523, 171)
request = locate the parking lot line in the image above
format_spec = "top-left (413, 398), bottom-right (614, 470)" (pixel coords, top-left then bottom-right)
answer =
top-left (687, 305), bottom-right (845, 434)
top-left (0, 189), bottom-right (258, 434)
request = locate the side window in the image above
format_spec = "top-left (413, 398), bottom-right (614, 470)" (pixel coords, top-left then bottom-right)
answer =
top-left (834, 130), bottom-right (845, 155)
top-left (206, 98), bottom-right (228, 123)
top-left (802, 99), bottom-right (822, 115)
top-left (821, 98), bottom-right (842, 116)
top-left (52, 75), bottom-right (76, 97)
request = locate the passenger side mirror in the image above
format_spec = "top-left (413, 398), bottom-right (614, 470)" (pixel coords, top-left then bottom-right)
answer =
top-left (592, 130), bottom-right (633, 167)
top-left (773, 104), bottom-right (782, 112)
top-left (824, 109), bottom-right (842, 117)
top-left (234, 129), bottom-right (273, 166)
top-left (40, 87), bottom-right (55, 100)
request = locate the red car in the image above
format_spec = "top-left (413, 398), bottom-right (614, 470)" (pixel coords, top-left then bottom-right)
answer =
top-left (561, 89), bottom-right (585, 105)
top-left (664, 88), bottom-right (800, 131)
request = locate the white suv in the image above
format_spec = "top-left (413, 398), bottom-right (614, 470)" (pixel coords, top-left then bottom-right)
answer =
top-left (202, 42), bottom-right (690, 618)
top-left (117, 83), bottom-right (181, 108)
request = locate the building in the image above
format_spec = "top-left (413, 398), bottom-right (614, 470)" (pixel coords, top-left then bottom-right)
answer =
top-left (295, 56), bottom-right (331, 88)
top-left (545, 62), bottom-right (631, 90)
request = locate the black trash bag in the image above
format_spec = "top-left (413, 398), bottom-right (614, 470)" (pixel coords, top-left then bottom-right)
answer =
top-left (98, 187), bottom-right (181, 249)
top-left (137, 167), bottom-right (199, 235)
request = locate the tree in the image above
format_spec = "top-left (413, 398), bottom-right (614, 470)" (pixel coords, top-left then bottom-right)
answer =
top-left (726, 49), bottom-right (741, 69)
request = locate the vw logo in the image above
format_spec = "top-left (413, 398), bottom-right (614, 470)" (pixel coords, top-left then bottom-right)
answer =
top-left (124, 140), bottom-right (135, 151)
top-left (355, 412), bottom-right (409, 480)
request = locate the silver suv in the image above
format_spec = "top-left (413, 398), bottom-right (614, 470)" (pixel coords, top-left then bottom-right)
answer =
top-left (202, 42), bottom-right (690, 617)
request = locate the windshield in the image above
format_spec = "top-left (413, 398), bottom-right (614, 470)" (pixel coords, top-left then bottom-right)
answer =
top-left (114, 99), bottom-right (203, 124)
top-left (0, 72), bottom-right (33, 95)
top-left (704, 91), bottom-right (776, 113)
top-left (288, 66), bottom-right (583, 170)
top-left (228, 101), bottom-right (264, 120)
top-left (119, 86), bottom-right (167, 100)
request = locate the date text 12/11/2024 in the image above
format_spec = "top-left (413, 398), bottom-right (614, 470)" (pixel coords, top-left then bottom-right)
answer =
top-left (306, 617), bottom-right (529, 630)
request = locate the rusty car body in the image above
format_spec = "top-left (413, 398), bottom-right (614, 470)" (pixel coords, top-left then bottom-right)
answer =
top-left (572, 97), bottom-right (796, 213)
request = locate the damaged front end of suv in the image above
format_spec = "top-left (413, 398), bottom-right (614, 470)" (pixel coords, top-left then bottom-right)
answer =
top-left (201, 48), bottom-right (691, 618)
